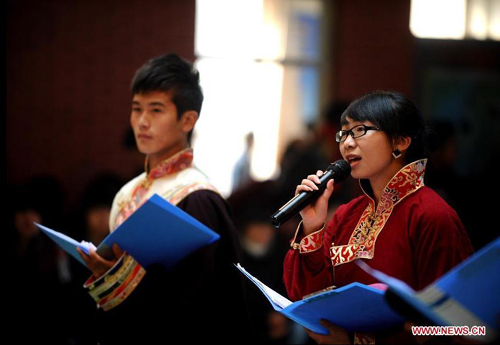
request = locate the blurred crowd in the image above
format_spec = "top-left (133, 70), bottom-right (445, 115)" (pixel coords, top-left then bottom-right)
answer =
top-left (8, 173), bottom-right (124, 344)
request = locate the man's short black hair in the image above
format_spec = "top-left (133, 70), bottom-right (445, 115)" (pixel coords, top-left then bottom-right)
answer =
top-left (131, 54), bottom-right (203, 142)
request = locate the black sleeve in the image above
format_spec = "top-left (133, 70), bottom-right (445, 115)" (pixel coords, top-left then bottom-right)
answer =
top-left (175, 189), bottom-right (243, 280)
top-left (173, 190), bottom-right (245, 301)
top-left (173, 190), bottom-right (254, 339)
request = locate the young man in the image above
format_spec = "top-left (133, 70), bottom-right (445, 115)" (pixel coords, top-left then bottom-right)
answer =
top-left (78, 54), bottom-right (252, 344)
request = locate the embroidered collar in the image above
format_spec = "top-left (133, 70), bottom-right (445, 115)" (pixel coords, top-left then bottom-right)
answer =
top-left (146, 148), bottom-right (194, 180)
top-left (329, 159), bottom-right (427, 267)
top-left (359, 159), bottom-right (427, 213)
top-left (113, 148), bottom-right (195, 229)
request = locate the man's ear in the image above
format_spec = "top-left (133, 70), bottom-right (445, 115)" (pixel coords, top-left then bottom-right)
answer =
top-left (180, 110), bottom-right (199, 133)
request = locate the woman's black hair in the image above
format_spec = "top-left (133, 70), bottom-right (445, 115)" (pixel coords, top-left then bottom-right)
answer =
top-left (340, 91), bottom-right (431, 163)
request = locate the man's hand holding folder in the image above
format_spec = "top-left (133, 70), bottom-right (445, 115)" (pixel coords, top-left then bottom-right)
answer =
top-left (77, 243), bottom-right (124, 278)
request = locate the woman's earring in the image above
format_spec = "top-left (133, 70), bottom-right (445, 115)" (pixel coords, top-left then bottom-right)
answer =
top-left (392, 149), bottom-right (402, 159)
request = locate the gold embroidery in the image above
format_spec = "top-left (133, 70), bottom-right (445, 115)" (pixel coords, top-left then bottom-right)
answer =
top-left (140, 177), bottom-right (153, 189)
top-left (289, 222), bottom-right (326, 254)
top-left (356, 211), bottom-right (379, 242)
top-left (330, 159), bottom-right (427, 266)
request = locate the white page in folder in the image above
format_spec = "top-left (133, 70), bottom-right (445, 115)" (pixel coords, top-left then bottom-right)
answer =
top-left (235, 263), bottom-right (292, 310)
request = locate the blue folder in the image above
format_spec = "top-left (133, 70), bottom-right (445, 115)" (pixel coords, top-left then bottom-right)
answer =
top-left (357, 237), bottom-right (500, 342)
top-left (35, 224), bottom-right (94, 266)
top-left (36, 194), bottom-right (220, 270)
top-left (235, 264), bottom-right (404, 334)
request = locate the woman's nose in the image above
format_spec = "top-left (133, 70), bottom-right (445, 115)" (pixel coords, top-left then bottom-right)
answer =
top-left (342, 132), bottom-right (357, 148)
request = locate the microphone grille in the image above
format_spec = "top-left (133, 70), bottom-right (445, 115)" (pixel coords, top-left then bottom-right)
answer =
top-left (327, 160), bottom-right (351, 182)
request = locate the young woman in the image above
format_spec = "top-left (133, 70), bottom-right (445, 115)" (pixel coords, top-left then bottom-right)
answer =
top-left (283, 91), bottom-right (473, 344)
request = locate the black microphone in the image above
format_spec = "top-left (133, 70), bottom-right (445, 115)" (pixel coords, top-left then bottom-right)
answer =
top-left (270, 160), bottom-right (351, 228)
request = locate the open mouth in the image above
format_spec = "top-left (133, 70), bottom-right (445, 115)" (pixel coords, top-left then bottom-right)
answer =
top-left (347, 156), bottom-right (361, 164)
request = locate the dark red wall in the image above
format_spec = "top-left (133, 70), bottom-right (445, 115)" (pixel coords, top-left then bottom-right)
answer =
top-left (7, 0), bottom-right (196, 206)
top-left (331, 0), bottom-right (414, 101)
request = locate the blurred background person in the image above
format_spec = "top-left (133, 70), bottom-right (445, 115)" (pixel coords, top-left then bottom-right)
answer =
top-left (8, 176), bottom-right (74, 344)
top-left (232, 132), bottom-right (255, 192)
top-left (77, 173), bottom-right (124, 246)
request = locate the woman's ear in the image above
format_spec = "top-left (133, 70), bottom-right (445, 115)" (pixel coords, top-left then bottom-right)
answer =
top-left (180, 110), bottom-right (199, 133)
top-left (393, 136), bottom-right (412, 153)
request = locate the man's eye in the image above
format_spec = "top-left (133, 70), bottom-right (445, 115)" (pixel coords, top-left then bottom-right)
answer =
top-left (132, 107), bottom-right (141, 112)
top-left (152, 108), bottom-right (163, 113)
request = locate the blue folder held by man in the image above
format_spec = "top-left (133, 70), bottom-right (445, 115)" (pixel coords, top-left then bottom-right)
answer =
top-left (36, 193), bottom-right (220, 270)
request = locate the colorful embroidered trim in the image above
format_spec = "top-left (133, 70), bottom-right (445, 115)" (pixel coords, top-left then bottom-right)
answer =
top-left (163, 182), bottom-right (220, 206)
top-left (84, 254), bottom-right (146, 311)
top-left (113, 148), bottom-right (194, 229)
top-left (148, 148), bottom-right (193, 179)
top-left (84, 255), bottom-right (133, 298)
top-left (83, 254), bottom-right (126, 291)
top-left (290, 221), bottom-right (326, 254)
top-left (100, 263), bottom-right (145, 311)
top-left (330, 159), bottom-right (427, 267)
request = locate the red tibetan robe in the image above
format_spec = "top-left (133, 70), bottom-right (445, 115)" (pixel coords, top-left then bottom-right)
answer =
top-left (284, 159), bottom-right (473, 303)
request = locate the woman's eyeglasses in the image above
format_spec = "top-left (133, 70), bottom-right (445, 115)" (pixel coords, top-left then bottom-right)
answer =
top-left (335, 124), bottom-right (381, 143)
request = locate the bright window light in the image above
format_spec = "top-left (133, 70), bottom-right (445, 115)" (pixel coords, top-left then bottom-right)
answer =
top-left (195, 0), bottom-right (264, 59)
top-left (194, 0), bottom-right (284, 196)
top-left (490, 0), bottom-right (500, 39)
top-left (410, 0), bottom-right (500, 40)
top-left (469, 0), bottom-right (489, 39)
top-left (410, 0), bottom-right (467, 39)
top-left (193, 59), bottom-right (283, 195)
top-left (194, 0), bottom-right (323, 196)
